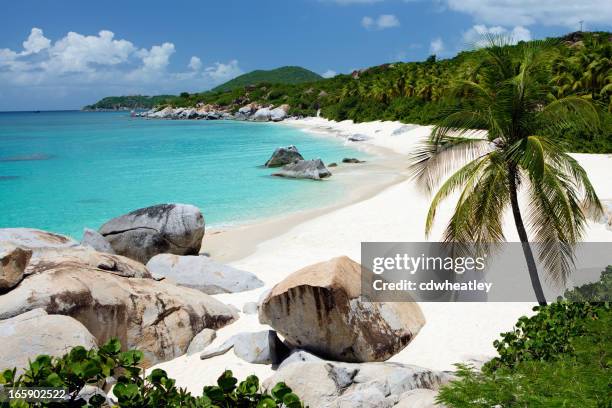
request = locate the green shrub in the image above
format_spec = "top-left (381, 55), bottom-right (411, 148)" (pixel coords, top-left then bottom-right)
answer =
top-left (484, 301), bottom-right (604, 371)
top-left (437, 309), bottom-right (611, 407)
top-left (0, 339), bottom-right (303, 407)
top-left (438, 267), bottom-right (612, 407)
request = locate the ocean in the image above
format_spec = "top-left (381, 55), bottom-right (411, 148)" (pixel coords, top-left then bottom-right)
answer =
top-left (0, 111), bottom-right (364, 239)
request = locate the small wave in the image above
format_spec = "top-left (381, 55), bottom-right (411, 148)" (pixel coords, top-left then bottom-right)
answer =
top-left (0, 175), bottom-right (20, 181)
top-left (0, 153), bottom-right (55, 162)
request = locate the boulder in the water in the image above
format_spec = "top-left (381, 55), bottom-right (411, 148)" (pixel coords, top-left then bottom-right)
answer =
top-left (272, 159), bottom-right (332, 180)
top-left (265, 145), bottom-right (304, 167)
top-left (342, 157), bottom-right (365, 164)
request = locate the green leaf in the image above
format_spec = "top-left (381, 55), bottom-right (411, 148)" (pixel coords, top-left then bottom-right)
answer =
top-left (256, 397), bottom-right (278, 408)
top-left (217, 370), bottom-right (237, 393)
top-left (271, 382), bottom-right (292, 402)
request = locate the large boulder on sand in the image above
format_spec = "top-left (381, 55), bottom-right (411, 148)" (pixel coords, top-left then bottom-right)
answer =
top-left (0, 309), bottom-right (97, 372)
top-left (0, 243), bottom-right (32, 291)
top-left (272, 159), bottom-right (332, 180)
top-left (265, 145), bottom-right (304, 167)
top-left (0, 254), bottom-right (237, 366)
top-left (146, 254), bottom-right (264, 294)
top-left (98, 204), bottom-right (205, 264)
top-left (259, 256), bottom-right (425, 362)
top-left (263, 360), bottom-right (452, 408)
top-left (0, 228), bottom-right (79, 249)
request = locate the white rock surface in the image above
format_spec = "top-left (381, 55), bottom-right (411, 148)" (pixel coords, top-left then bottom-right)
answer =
top-left (0, 309), bottom-right (97, 373)
top-left (146, 254), bottom-right (264, 294)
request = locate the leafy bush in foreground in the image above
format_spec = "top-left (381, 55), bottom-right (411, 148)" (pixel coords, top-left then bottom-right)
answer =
top-left (437, 309), bottom-right (610, 407)
top-left (0, 339), bottom-right (302, 407)
top-left (438, 267), bottom-right (611, 407)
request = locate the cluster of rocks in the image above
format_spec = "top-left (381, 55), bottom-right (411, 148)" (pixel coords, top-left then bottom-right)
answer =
top-left (136, 103), bottom-right (292, 123)
top-left (262, 146), bottom-right (365, 181)
top-left (0, 203), bottom-right (265, 369)
top-left (196, 256), bottom-right (447, 407)
top-left (1, 204), bottom-right (443, 406)
top-left (264, 145), bottom-right (333, 180)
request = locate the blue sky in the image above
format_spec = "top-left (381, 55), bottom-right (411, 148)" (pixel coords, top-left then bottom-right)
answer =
top-left (1, 0), bottom-right (611, 110)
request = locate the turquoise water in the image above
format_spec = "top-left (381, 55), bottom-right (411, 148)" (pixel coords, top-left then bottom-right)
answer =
top-left (0, 111), bottom-right (363, 239)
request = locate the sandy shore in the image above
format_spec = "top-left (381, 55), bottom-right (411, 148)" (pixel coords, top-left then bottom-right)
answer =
top-left (154, 117), bottom-right (612, 393)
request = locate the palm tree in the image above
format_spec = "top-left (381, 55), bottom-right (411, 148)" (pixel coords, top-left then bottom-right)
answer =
top-left (409, 37), bottom-right (603, 305)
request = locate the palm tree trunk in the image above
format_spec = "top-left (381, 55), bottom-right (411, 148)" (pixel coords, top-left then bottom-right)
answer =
top-left (508, 165), bottom-right (547, 306)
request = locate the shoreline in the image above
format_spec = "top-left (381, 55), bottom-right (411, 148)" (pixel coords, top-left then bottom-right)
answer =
top-left (154, 117), bottom-right (612, 393)
top-left (202, 123), bottom-right (411, 262)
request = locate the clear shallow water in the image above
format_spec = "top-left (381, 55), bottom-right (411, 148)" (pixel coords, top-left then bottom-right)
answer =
top-left (0, 111), bottom-right (363, 239)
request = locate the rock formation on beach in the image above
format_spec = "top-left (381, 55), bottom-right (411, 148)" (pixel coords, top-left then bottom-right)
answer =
top-left (259, 256), bottom-right (425, 362)
top-left (272, 159), bottom-right (332, 180)
top-left (0, 228), bottom-right (79, 249)
top-left (0, 243), bottom-right (237, 367)
top-left (0, 202), bottom-right (242, 368)
top-left (263, 359), bottom-right (452, 407)
top-left (200, 330), bottom-right (290, 365)
top-left (0, 309), bottom-right (98, 374)
top-left (265, 145), bottom-right (304, 167)
top-left (146, 253), bottom-right (264, 294)
top-left (81, 228), bottom-right (116, 254)
top-left (137, 103), bottom-right (292, 122)
top-left (98, 203), bottom-right (205, 264)
top-left (0, 243), bottom-right (32, 291)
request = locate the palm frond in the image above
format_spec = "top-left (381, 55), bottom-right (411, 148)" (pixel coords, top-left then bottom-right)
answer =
top-left (408, 136), bottom-right (492, 194)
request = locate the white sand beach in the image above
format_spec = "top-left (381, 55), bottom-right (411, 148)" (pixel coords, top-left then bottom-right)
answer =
top-left (153, 117), bottom-right (612, 393)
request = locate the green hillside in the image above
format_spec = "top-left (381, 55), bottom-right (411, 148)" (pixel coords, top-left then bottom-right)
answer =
top-left (211, 66), bottom-right (323, 92)
top-left (83, 95), bottom-right (174, 110)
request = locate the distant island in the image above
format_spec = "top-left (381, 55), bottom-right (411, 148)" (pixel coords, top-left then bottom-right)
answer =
top-left (83, 95), bottom-right (175, 111)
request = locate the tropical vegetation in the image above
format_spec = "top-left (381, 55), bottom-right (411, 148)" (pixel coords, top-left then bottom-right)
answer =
top-left (86, 32), bottom-right (611, 152)
top-left (437, 266), bottom-right (611, 407)
top-left (408, 36), bottom-right (603, 305)
top-left (0, 339), bottom-right (303, 407)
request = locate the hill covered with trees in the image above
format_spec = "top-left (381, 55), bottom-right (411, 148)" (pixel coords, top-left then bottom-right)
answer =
top-left (211, 66), bottom-right (323, 93)
top-left (83, 95), bottom-right (174, 111)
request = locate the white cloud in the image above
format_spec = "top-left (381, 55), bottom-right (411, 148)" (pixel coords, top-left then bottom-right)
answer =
top-left (43, 30), bottom-right (136, 73)
top-left (430, 37), bottom-right (445, 54)
top-left (204, 60), bottom-right (242, 82)
top-left (463, 24), bottom-right (531, 47)
top-left (138, 42), bottom-right (175, 72)
top-left (0, 27), bottom-right (243, 110)
top-left (22, 28), bottom-right (51, 54)
top-left (322, 69), bottom-right (337, 78)
top-left (362, 14), bottom-right (400, 30)
top-left (444, 0), bottom-right (612, 28)
top-left (188, 56), bottom-right (202, 71)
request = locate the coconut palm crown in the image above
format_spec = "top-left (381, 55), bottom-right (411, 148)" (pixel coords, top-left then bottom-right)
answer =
top-left (409, 37), bottom-right (603, 305)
